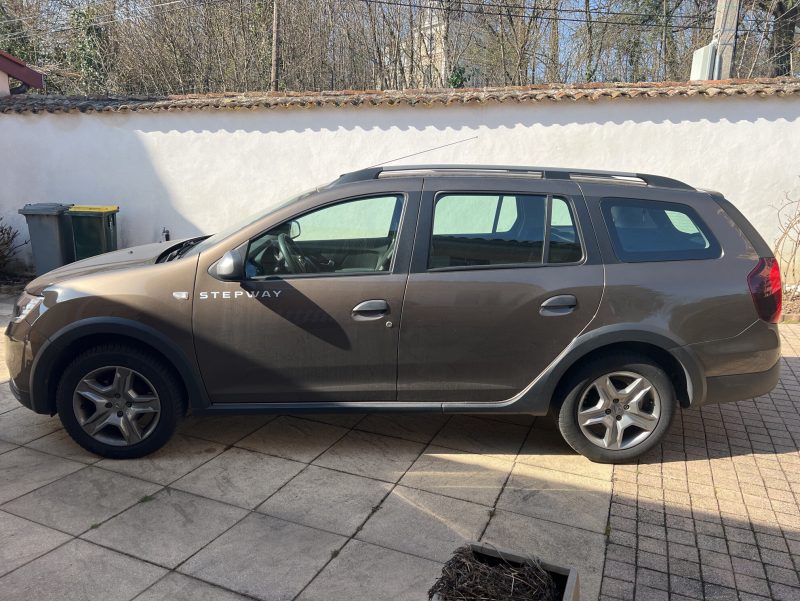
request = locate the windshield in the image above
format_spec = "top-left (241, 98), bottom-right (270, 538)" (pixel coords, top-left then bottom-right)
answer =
top-left (182, 186), bottom-right (323, 258)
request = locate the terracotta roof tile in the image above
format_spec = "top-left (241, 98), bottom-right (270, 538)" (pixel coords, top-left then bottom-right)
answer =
top-left (1, 78), bottom-right (798, 115)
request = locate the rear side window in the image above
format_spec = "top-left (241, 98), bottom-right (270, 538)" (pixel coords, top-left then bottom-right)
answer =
top-left (429, 193), bottom-right (583, 269)
top-left (602, 198), bottom-right (720, 262)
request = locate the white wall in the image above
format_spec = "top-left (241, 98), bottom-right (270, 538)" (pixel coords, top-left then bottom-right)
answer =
top-left (2, 95), bottom-right (799, 268)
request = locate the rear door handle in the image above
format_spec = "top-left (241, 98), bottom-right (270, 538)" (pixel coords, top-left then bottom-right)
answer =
top-left (352, 299), bottom-right (389, 321)
top-left (540, 294), bottom-right (577, 316)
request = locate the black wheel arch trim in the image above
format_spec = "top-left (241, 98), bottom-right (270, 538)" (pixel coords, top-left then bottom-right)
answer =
top-left (441, 325), bottom-right (706, 414)
top-left (29, 317), bottom-right (210, 414)
top-left (535, 326), bottom-right (706, 412)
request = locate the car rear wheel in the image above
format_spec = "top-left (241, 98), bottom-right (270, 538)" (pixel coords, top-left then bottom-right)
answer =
top-left (56, 345), bottom-right (183, 459)
top-left (556, 353), bottom-right (677, 463)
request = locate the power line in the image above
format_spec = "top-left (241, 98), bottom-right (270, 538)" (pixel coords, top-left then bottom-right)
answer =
top-left (355, 0), bottom-right (715, 29)
top-left (3, 0), bottom-right (785, 44)
top-left (0, 0), bottom-right (228, 42)
top-left (0, 0), bottom-right (718, 37)
top-left (0, 0), bottom-right (718, 29)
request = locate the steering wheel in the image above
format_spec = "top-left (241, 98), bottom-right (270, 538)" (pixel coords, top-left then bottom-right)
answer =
top-left (278, 233), bottom-right (309, 274)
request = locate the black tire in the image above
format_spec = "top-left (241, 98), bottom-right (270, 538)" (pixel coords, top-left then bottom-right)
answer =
top-left (56, 344), bottom-right (183, 459)
top-left (556, 352), bottom-right (677, 464)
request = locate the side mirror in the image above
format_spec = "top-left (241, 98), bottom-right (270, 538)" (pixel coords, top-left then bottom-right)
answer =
top-left (289, 220), bottom-right (301, 239)
top-left (211, 249), bottom-right (244, 281)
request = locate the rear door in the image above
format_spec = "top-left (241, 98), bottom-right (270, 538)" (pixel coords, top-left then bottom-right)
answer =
top-left (397, 176), bottom-right (604, 403)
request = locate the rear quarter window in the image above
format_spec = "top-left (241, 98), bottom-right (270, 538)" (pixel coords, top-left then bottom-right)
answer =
top-left (602, 198), bottom-right (721, 262)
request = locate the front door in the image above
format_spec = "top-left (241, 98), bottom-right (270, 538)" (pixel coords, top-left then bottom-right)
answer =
top-left (397, 177), bottom-right (604, 403)
top-left (193, 191), bottom-right (416, 404)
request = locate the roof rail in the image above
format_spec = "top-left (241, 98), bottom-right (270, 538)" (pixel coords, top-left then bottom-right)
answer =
top-left (333, 165), bottom-right (694, 191)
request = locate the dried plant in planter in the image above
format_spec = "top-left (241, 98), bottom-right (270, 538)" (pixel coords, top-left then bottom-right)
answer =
top-left (774, 188), bottom-right (800, 311)
top-left (429, 545), bottom-right (560, 601)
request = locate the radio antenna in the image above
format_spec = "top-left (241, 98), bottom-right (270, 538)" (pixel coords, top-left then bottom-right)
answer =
top-left (367, 135), bottom-right (478, 168)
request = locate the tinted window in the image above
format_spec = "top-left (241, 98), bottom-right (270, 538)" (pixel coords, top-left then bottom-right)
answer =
top-left (548, 197), bottom-right (582, 264)
top-left (429, 194), bottom-right (582, 269)
top-left (602, 198), bottom-right (720, 262)
top-left (246, 195), bottom-right (403, 277)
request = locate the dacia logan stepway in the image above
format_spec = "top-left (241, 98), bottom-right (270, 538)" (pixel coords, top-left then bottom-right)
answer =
top-left (5, 166), bottom-right (782, 462)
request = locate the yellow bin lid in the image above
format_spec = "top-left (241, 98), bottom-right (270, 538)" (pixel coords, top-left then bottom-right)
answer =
top-left (68, 205), bottom-right (119, 213)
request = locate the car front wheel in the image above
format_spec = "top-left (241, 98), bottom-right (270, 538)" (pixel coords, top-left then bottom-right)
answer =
top-left (56, 344), bottom-right (183, 459)
top-left (557, 353), bottom-right (677, 463)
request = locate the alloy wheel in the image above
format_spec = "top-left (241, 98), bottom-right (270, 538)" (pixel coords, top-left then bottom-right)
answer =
top-left (72, 366), bottom-right (161, 446)
top-left (577, 370), bottom-right (661, 451)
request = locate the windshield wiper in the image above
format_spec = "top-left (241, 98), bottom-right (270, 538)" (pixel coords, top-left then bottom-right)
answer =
top-left (159, 238), bottom-right (204, 263)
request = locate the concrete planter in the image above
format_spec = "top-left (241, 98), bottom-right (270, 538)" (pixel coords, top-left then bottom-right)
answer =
top-left (432, 542), bottom-right (579, 601)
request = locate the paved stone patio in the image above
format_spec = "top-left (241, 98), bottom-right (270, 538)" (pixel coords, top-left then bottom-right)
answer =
top-left (0, 290), bottom-right (798, 600)
top-left (600, 327), bottom-right (800, 601)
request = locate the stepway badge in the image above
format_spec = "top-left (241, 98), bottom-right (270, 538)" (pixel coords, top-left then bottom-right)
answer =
top-left (199, 290), bottom-right (283, 300)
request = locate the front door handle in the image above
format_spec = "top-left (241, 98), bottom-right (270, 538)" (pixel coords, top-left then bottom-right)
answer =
top-left (540, 294), bottom-right (577, 316)
top-left (352, 299), bottom-right (389, 321)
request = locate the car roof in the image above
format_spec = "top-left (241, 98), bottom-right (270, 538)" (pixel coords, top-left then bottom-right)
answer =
top-left (333, 165), bottom-right (695, 191)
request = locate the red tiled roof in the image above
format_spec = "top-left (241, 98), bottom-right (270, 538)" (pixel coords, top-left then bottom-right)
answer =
top-left (1, 78), bottom-right (798, 114)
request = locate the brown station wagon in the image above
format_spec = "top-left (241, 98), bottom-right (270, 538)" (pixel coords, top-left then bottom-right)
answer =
top-left (5, 165), bottom-right (782, 462)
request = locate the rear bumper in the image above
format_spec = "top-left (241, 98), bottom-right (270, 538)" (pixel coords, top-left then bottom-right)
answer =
top-left (700, 358), bottom-right (781, 407)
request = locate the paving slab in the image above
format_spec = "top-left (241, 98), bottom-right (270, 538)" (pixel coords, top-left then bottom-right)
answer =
top-left (96, 434), bottom-right (225, 485)
top-left (482, 508), bottom-right (606, 601)
top-left (181, 512), bottom-right (346, 601)
top-left (356, 485), bottom-right (491, 562)
top-left (132, 572), bottom-right (252, 601)
top-left (430, 415), bottom-right (529, 459)
top-left (0, 510), bottom-right (72, 577)
top-left (82, 488), bottom-right (247, 568)
top-left (172, 447), bottom-right (305, 508)
top-left (297, 539), bottom-right (442, 601)
top-left (178, 414), bottom-right (274, 445)
top-left (237, 415), bottom-right (348, 462)
top-left (0, 407), bottom-right (62, 445)
top-left (0, 539), bottom-right (166, 601)
top-left (25, 429), bottom-right (102, 464)
top-left (399, 444), bottom-right (514, 506)
top-left (258, 464), bottom-right (391, 536)
top-left (356, 413), bottom-right (450, 444)
top-left (0, 439), bottom-right (15, 454)
top-left (0, 447), bottom-right (83, 504)
top-left (0, 383), bottom-right (19, 414)
top-left (313, 429), bottom-right (424, 482)
top-left (293, 413), bottom-right (365, 428)
top-left (518, 426), bottom-right (614, 482)
top-left (2, 466), bottom-right (161, 535)
top-left (497, 461), bottom-right (612, 534)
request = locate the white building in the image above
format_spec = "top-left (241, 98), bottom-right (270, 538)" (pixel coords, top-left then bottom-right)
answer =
top-left (1, 79), bottom-right (799, 270)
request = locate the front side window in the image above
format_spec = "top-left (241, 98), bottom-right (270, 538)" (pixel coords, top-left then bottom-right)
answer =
top-left (602, 198), bottom-right (720, 262)
top-left (246, 194), bottom-right (403, 277)
top-left (428, 193), bottom-right (583, 269)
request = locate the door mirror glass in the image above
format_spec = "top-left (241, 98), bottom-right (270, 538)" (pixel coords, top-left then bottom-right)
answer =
top-left (212, 249), bottom-right (244, 280)
top-left (288, 220), bottom-right (301, 239)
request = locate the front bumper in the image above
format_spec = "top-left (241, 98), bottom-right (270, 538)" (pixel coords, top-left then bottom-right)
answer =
top-left (8, 377), bottom-right (31, 409)
top-left (4, 318), bottom-right (38, 412)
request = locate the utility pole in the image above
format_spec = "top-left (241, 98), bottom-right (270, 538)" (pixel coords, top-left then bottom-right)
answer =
top-left (712, 0), bottom-right (741, 79)
top-left (270, 0), bottom-right (279, 92)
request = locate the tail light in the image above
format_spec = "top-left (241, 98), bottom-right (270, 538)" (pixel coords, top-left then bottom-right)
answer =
top-left (747, 257), bottom-right (782, 323)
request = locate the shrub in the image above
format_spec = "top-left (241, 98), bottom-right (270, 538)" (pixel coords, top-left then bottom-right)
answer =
top-left (0, 218), bottom-right (27, 273)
